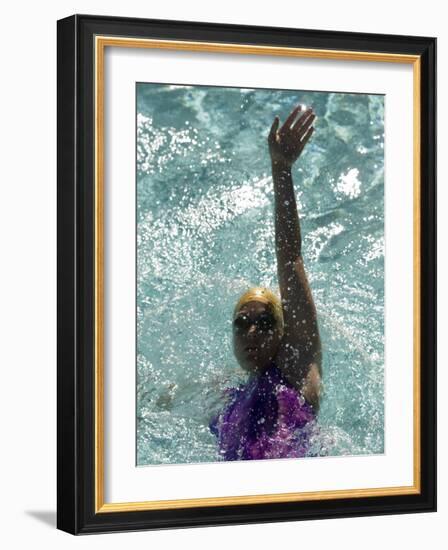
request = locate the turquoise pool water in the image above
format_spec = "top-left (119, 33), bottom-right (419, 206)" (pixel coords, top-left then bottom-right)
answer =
top-left (136, 83), bottom-right (385, 465)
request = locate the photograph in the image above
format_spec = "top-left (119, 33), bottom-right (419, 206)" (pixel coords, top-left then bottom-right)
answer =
top-left (56, 13), bottom-right (435, 533)
top-left (136, 83), bottom-right (385, 466)
top-left (0, 0), bottom-right (443, 546)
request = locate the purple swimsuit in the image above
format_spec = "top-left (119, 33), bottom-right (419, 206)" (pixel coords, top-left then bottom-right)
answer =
top-left (210, 363), bottom-right (316, 461)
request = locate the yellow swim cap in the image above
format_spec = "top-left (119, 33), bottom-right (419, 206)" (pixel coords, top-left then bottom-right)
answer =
top-left (234, 287), bottom-right (284, 333)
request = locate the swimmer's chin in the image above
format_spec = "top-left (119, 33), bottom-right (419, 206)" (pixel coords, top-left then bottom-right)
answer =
top-left (238, 358), bottom-right (271, 375)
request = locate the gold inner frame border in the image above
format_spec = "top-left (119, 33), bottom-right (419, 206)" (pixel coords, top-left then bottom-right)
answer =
top-left (94, 36), bottom-right (421, 513)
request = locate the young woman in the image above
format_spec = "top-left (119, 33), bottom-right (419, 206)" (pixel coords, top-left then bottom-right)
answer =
top-left (210, 104), bottom-right (322, 461)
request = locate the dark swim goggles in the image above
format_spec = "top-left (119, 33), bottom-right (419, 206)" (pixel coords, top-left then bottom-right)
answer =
top-left (233, 312), bottom-right (277, 333)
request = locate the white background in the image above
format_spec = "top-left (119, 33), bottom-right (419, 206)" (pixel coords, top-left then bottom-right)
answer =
top-left (106, 49), bottom-right (414, 502)
top-left (0, 1), bottom-right (443, 549)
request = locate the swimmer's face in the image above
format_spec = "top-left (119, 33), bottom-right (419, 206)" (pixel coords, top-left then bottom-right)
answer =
top-left (232, 300), bottom-right (282, 374)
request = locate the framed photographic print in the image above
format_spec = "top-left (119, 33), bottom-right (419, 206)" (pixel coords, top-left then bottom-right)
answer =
top-left (57, 14), bottom-right (436, 534)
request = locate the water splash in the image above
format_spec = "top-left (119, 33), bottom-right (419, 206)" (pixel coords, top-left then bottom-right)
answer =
top-left (136, 84), bottom-right (384, 465)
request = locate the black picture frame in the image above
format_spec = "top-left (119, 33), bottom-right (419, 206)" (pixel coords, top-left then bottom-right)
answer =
top-left (57, 14), bottom-right (436, 535)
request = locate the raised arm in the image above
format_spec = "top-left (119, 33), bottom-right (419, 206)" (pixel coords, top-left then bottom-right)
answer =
top-left (268, 105), bottom-right (322, 410)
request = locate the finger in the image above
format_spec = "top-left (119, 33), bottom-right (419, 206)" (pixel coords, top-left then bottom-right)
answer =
top-left (295, 112), bottom-right (316, 140)
top-left (292, 108), bottom-right (314, 132)
top-left (281, 104), bottom-right (303, 133)
top-left (299, 126), bottom-right (314, 148)
top-left (269, 116), bottom-right (280, 142)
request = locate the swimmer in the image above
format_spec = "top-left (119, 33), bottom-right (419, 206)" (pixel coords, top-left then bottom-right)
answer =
top-left (210, 104), bottom-right (322, 460)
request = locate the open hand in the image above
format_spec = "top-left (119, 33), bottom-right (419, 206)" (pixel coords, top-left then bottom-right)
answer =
top-left (268, 105), bottom-right (315, 169)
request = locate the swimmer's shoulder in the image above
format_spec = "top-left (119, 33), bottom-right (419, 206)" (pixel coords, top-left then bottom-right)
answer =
top-left (301, 363), bottom-right (322, 412)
